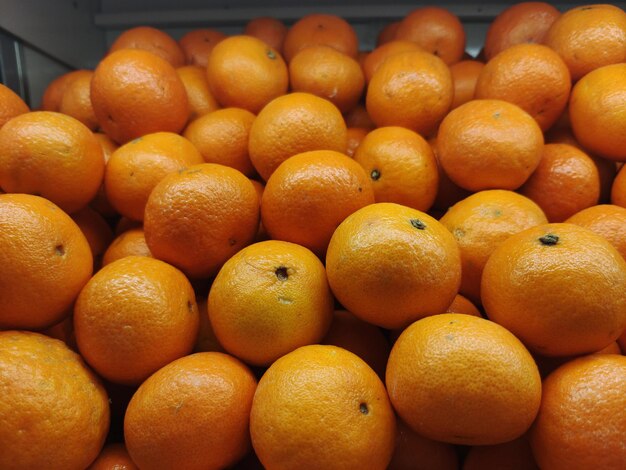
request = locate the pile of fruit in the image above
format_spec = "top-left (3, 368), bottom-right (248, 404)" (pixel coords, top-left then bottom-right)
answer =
top-left (2, 2), bottom-right (626, 469)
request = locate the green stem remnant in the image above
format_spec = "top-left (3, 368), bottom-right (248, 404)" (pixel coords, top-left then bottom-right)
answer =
top-left (539, 234), bottom-right (559, 246)
top-left (410, 219), bottom-right (426, 230)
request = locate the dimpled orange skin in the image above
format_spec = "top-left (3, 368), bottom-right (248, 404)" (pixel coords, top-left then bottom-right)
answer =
top-left (261, 150), bottom-right (375, 257)
top-left (482, 223), bottom-right (626, 357)
top-left (0, 331), bottom-right (110, 470)
top-left (206, 35), bottom-right (288, 114)
top-left (0, 194), bottom-right (93, 330)
top-left (437, 99), bottom-right (544, 191)
top-left (449, 60), bottom-right (485, 110)
top-left (530, 355), bottom-right (626, 469)
top-left (143, 163), bottom-right (259, 279)
top-left (566, 204), bottom-right (626, 260)
top-left (326, 203), bottom-right (461, 329)
top-left (88, 443), bottom-right (138, 470)
top-left (0, 83), bottom-right (29, 128)
top-left (124, 352), bottom-right (257, 470)
top-left (366, 50), bottom-right (453, 137)
top-left (208, 240), bottom-right (334, 366)
top-left (250, 345), bottom-right (397, 470)
top-left (0, 111), bottom-right (105, 214)
top-left (108, 26), bottom-right (185, 68)
top-left (102, 228), bottom-right (152, 266)
top-left (386, 314), bottom-right (542, 446)
top-left (178, 29), bottom-right (226, 67)
top-left (362, 41), bottom-right (424, 84)
top-left (248, 92), bottom-right (347, 181)
top-left (74, 256), bottom-right (199, 385)
top-left (569, 63), bottom-right (626, 161)
top-left (90, 49), bottom-right (189, 144)
top-left (58, 70), bottom-right (98, 131)
top-left (175, 65), bottom-right (220, 122)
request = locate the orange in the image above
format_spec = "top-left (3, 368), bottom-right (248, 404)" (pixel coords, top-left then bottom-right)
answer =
top-left (0, 83), bottom-right (28, 128)
top-left (395, 7), bottom-right (466, 65)
top-left (344, 103), bottom-right (376, 129)
top-left (345, 127), bottom-right (368, 157)
top-left (361, 40), bottom-right (424, 84)
top-left (114, 216), bottom-right (142, 235)
top-left (566, 204), bottom-right (626, 260)
top-left (88, 443), bottom-right (138, 470)
top-left (377, 21), bottom-right (401, 46)
top-left (289, 45), bottom-right (365, 113)
top-left (0, 194), bottom-right (92, 330)
top-left (519, 143), bottom-right (600, 222)
top-left (102, 228), bottom-right (152, 266)
top-left (58, 69), bottom-right (98, 130)
top-left (208, 240), bottom-right (333, 366)
top-left (206, 35), bottom-right (288, 114)
top-left (463, 435), bottom-right (539, 470)
top-left (74, 256), bottom-right (199, 385)
top-left (261, 150), bottom-right (374, 256)
top-left (613, 164), bottom-right (626, 207)
top-left (91, 49), bottom-right (189, 144)
top-left (440, 190), bottom-right (548, 305)
top-left (90, 132), bottom-right (119, 218)
top-left (178, 28), bottom-right (226, 67)
top-left (244, 17), bottom-right (288, 53)
top-left (437, 99), bottom-right (544, 191)
top-left (108, 26), bottom-right (185, 68)
top-left (326, 203), bottom-right (461, 329)
top-left (387, 313), bottom-right (542, 445)
top-left (248, 92), bottom-right (347, 181)
top-left (353, 126), bottom-right (439, 211)
top-left (429, 136), bottom-right (472, 213)
top-left (322, 310), bottom-right (390, 380)
top-left (0, 111), bottom-right (105, 213)
top-left (104, 131), bottom-right (203, 221)
top-left (389, 419), bottom-right (459, 470)
top-left (544, 4), bottom-right (626, 81)
top-left (40, 69), bottom-right (87, 112)
top-left (0, 331), bottom-right (109, 470)
top-left (283, 14), bottom-right (359, 62)
top-left (42, 314), bottom-right (77, 351)
top-left (250, 344), bottom-right (396, 470)
top-left (475, 44), bottom-right (571, 131)
top-left (446, 294), bottom-right (482, 317)
top-left (183, 107), bottom-right (256, 176)
top-left (449, 60), bottom-right (485, 110)
top-left (530, 354), bottom-right (626, 469)
top-left (484, 2), bottom-right (560, 61)
top-left (144, 163), bottom-right (259, 278)
top-left (176, 65), bottom-right (220, 122)
top-left (194, 297), bottom-right (225, 353)
top-left (366, 50), bottom-right (453, 136)
top-left (124, 352), bottom-right (257, 470)
top-left (482, 223), bottom-right (626, 356)
top-left (70, 206), bottom-right (114, 267)
top-left (569, 63), bottom-right (626, 161)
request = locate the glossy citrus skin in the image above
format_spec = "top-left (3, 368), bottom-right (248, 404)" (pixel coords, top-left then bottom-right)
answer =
top-left (245, 17), bottom-right (288, 53)
top-left (482, 223), bottom-right (626, 356)
top-left (440, 190), bottom-right (548, 304)
top-left (566, 204), bottom-right (626, 260)
top-left (570, 63), bottom-right (626, 161)
top-left (102, 228), bottom-right (152, 266)
top-left (250, 345), bottom-right (396, 470)
top-left (437, 99), bottom-right (544, 191)
top-left (289, 45), bottom-right (365, 113)
top-left (91, 49), bottom-right (189, 144)
top-left (261, 150), bottom-right (374, 256)
top-left (283, 14), bottom-right (359, 62)
top-left (175, 65), bottom-right (220, 122)
top-left (0, 331), bottom-right (109, 470)
top-left (90, 132), bottom-right (119, 218)
top-left (59, 70), bottom-right (98, 130)
top-left (449, 60), bottom-right (484, 110)
top-left (208, 240), bottom-right (334, 366)
top-left (484, 2), bottom-right (560, 60)
top-left (183, 107), bottom-right (256, 176)
top-left (248, 92), bottom-right (347, 181)
top-left (0, 194), bottom-right (92, 329)
top-left (353, 126), bottom-right (439, 212)
top-left (395, 7), bottom-right (466, 65)
top-left (519, 143), bottom-right (600, 222)
top-left (207, 35), bottom-right (288, 114)
top-left (124, 352), bottom-right (257, 470)
top-left (530, 355), bottom-right (626, 469)
top-left (446, 294), bottom-right (482, 317)
top-left (0, 111), bottom-right (105, 213)
top-left (105, 132), bottom-right (203, 221)
top-left (544, 4), bottom-right (626, 81)
top-left (475, 43), bottom-right (571, 131)
top-left (178, 28), bottom-right (226, 67)
top-left (74, 256), bottom-right (199, 385)
top-left (326, 203), bottom-right (461, 329)
top-left (0, 83), bottom-right (29, 128)
top-left (144, 163), bottom-right (260, 278)
top-left (41, 70), bottom-right (87, 112)
top-left (88, 443), bottom-right (138, 470)
top-left (108, 26), bottom-right (185, 68)
top-left (366, 50), bottom-right (453, 137)
top-left (345, 127), bottom-right (367, 157)
top-left (361, 40), bottom-right (424, 84)
top-left (386, 313), bottom-right (542, 445)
